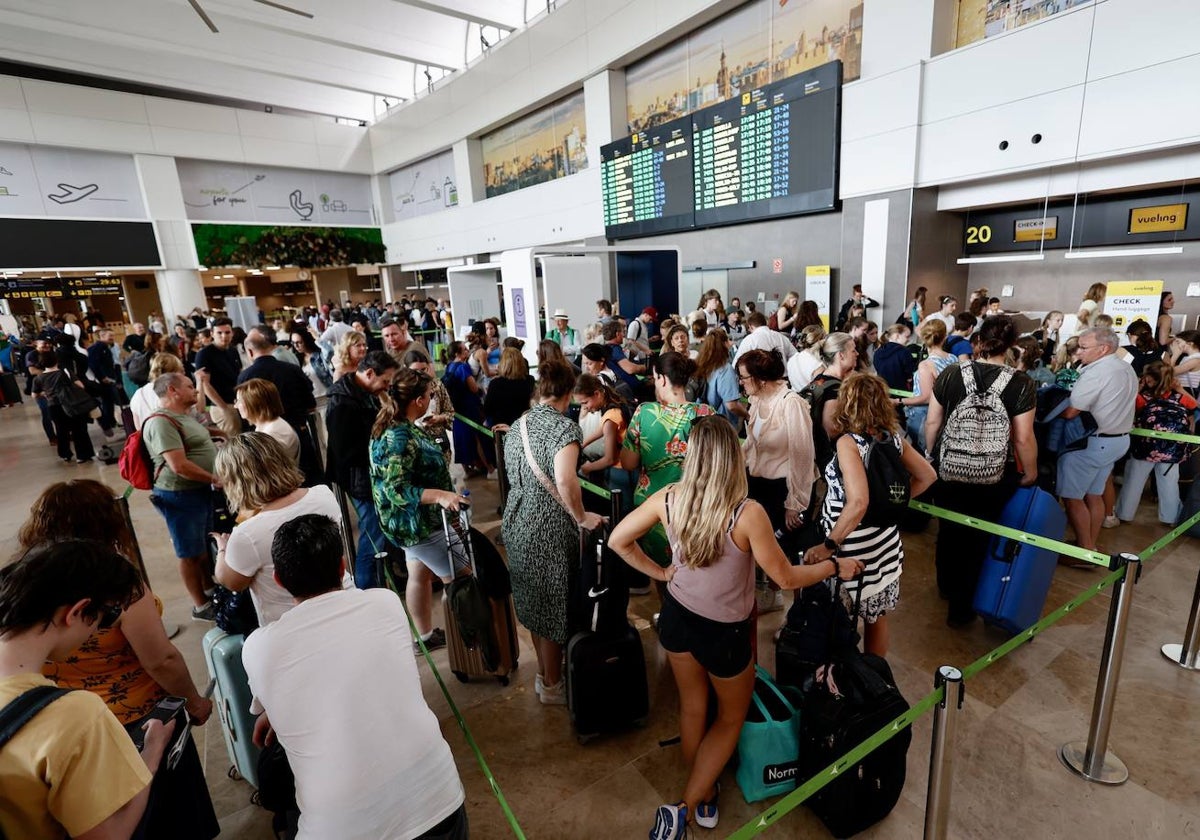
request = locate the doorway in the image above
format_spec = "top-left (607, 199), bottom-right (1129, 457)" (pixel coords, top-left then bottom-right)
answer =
top-left (680, 270), bottom-right (728, 316)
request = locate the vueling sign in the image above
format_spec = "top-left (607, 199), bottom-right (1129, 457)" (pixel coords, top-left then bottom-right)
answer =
top-left (1129, 203), bottom-right (1188, 234)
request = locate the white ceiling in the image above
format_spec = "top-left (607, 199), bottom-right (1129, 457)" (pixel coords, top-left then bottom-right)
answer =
top-left (0, 0), bottom-right (542, 123)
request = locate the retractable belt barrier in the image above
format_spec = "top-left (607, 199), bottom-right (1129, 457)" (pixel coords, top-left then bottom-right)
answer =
top-left (377, 537), bottom-right (528, 839)
top-left (442, 407), bottom-right (1200, 836)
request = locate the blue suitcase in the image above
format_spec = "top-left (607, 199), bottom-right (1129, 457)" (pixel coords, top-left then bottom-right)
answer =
top-left (202, 628), bottom-right (261, 789)
top-left (973, 486), bottom-right (1067, 634)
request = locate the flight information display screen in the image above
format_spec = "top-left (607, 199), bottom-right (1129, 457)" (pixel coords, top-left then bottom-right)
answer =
top-left (600, 61), bottom-right (841, 239)
top-left (600, 114), bottom-right (696, 238)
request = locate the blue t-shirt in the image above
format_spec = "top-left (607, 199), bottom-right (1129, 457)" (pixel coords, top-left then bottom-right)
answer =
top-left (944, 335), bottom-right (973, 358)
top-left (703, 365), bottom-right (742, 426)
top-left (606, 344), bottom-right (641, 392)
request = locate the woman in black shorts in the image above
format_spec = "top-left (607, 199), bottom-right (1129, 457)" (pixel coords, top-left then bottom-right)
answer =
top-left (610, 417), bottom-right (862, 840)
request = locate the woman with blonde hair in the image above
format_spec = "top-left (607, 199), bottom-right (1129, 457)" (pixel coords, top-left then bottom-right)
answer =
top-left (485, 346), bottom-right (536, 428)
top-left (775, 290), bottom-right (800, 335)
top-left (1074, 282), bottom-right (1107, 334)
top-left (804, 374), bottom-right (935, 656)
top-left (371, 368), bottom-right (470, 652)
top-left (234, 378), bottom-right (299, 462)
top-left (333, 329), bottom-right (368, 380)
top-left (610, 417), bottom-right (863, 839)
top-left (213, 432), bottom-right (349, 626)
top-left (897, 319), bottom-right (955, 455)
top-left (129, 351), bottom-right (184, 429)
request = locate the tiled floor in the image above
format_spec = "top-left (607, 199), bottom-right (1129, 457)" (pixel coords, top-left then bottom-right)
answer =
top-left (4, 397), bottom-right (1199, 839)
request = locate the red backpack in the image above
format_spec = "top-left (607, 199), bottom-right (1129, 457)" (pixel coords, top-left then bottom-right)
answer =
top-left (119, 413), bottom-right (184, 490)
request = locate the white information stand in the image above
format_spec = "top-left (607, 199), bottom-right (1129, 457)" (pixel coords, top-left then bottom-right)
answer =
top-left (446, 263), bottom-right (503, 341)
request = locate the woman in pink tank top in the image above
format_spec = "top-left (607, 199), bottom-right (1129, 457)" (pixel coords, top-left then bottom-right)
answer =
top-left (610, 417), bottom-right (863, 840)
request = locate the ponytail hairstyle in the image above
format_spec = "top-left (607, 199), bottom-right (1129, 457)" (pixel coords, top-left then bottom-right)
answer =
top-left (694, 328), bottom-right (731, 381)
top-left (1125, 319), bottom-right (1156, 353)
top-left (371, 367), bottom-right (431, 438)
top-left (975, 314), bottom-right (1017, 360)
top-left (819, 332), bottom-right (855, 365)
top-left (1009, 336), bottom-right (1041, 372)
top-left (536, 360), bottom-right (577, 400)
top-left (444, 340), bottom-right (467, 365)
top-left (574, 372), bottom-right (626, 413)
top-left (671, 416), bottom-right (749, 569)
top-left (797, 324), bottom-right (827, 355)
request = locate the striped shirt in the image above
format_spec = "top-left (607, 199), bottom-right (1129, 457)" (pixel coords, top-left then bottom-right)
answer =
top-left (821, 432), bottom-right (905, 602)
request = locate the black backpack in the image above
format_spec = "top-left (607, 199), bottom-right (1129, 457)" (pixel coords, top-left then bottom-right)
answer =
top-left (800, 376), bottom-right (840, 468)
top-left (857, 434), bottom-right (911, 527)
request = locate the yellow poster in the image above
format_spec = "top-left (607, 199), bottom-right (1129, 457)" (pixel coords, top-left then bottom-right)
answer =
top-left (1129, 203), bottom-right (1188, 234)
top-left (1104, 280), bottom-right (1163, 332)
top-left (806, 265), bottom-right (831, 330)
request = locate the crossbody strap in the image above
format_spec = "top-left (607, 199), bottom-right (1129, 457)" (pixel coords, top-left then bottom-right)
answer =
top-left (0, 686), bottom-right (71, 750)
top-left (518, 416), bottom-right (575, 523)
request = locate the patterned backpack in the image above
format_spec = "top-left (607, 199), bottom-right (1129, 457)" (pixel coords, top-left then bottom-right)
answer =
top-left (935, 361), bottom-right (1015, 484)
top-left (1130, 394), bottom-right (1191, 463)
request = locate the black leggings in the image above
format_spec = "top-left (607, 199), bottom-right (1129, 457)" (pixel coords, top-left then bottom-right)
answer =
top-left (49, 403), bottom-right (94, 461)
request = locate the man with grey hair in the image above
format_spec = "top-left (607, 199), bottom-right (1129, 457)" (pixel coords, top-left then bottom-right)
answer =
top-left (143, 371), bottom-right (220, 620)
top-left (1056, 326), bottom-right (1138, 560)
top-left (239, 325), bottom-right (316, 429)
top-left (319, 307), bottom-right (353, 356)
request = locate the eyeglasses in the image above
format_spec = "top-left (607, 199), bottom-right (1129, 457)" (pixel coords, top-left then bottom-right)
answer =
top-left (96, 603), bottom-right (123, 630)
top-left (736, 373), bottom-right (753, 381)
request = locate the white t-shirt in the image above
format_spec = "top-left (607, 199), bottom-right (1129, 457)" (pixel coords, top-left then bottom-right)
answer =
top-left (255, 417), bottom-right (300, 463)
top-left (223, 485), bottom-right (352, 626)
top-left (243, 588), bottom-right (464, 840)
top-left (129, 383), bottom-right (160, 430)
top-left (787, 351), bottom-right (824, 392)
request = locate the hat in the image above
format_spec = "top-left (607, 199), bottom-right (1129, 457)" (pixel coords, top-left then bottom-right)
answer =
top-left (552, 308), bottom-right (570, 320)
top-left (642, 306), bottom-right (658, 320)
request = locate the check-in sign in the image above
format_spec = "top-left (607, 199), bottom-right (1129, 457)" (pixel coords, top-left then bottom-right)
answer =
top-left (1014, 216), bottom-right (1057, 242)
top-left (1129, 203), bottom-right (1188, 234)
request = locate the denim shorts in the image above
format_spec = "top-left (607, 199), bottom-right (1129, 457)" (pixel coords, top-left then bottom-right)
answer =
top-left (403, 528), bottom-right (467, 581)
top-left (150, 487), bottom-right (214, 559)
top-left (1057, 434), bottom-right (1130, 499)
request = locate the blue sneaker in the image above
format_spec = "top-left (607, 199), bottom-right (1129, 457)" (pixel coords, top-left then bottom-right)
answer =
top-left (695, 782), bottom-right (719, 829)
top-left (649, 803), bottom-right (689, 840)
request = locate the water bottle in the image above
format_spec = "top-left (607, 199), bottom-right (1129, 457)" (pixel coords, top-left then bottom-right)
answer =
top-left (456, 483), bottom-right (471, 529)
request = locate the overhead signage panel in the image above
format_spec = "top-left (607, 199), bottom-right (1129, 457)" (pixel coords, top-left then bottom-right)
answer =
top-left (0, 142), bottom-right (147, 220)
top-left (1129, 203), bottom-right (1188, 234)
top-left (177, 160), bottom-right (375, 226)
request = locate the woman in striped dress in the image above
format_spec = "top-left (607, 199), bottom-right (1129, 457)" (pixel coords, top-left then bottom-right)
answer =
top-left (802, 374), bottom-right (936, 656)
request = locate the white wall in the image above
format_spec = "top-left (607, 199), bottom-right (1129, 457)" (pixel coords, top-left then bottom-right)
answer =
top-left (0, 74), bottom-right (372, 172)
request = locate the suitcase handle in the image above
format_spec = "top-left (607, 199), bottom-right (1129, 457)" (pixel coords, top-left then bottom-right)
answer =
top-left (223, 697), bottom-right (237, 743)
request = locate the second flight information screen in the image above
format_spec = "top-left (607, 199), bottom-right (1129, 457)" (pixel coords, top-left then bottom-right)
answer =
top-left (600, 60), bottom-right (841, 239)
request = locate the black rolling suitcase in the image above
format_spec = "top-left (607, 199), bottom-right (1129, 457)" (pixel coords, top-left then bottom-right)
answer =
top-left (793, 580), bottom-right (910, 837)
top-left (566, 489), bottom-right (649, 743)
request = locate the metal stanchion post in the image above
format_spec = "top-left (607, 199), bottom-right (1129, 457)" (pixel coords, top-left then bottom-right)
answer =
top-left (333, 483), bottom-right (358, 580)
top-left (923, 666), bottom-right (964, 840)
top-left (1161, 557), bottom-right (1200, 669)
top-left (1058, 553), bottom-right (1140, 785)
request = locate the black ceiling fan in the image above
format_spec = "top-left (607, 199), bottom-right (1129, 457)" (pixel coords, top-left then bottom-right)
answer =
top-left (186, 0), bottom-right (313, 33)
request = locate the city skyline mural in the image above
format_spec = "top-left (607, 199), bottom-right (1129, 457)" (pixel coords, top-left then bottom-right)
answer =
top-left (956, 0), bottom-right (1094, 48)
top-left (481, 90), bottom-right (588, 199)
top-left (624, 0), bottom-right (863, 134)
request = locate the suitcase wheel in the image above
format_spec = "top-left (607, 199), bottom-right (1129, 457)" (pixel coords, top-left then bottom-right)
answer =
top-left (228, 766), bottom-right (242, 781)
top-left (496, 675), bottom-right (509, 687)
top-left (453, 670), bottom-right (469, 683)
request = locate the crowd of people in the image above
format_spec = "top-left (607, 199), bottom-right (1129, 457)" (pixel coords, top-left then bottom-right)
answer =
top-left (1, 281), bottom-right (1193, 840)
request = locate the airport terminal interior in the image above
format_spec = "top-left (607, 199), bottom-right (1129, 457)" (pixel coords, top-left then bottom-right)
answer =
top-left (3, 0), bottom-right (1200, 837)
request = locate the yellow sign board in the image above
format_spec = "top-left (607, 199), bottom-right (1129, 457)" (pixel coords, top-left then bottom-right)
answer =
top-left (1014, 216), bottom-right (1057, 242)
top-left (1129, 203), bottom-right (1188, 234)
top-left (806, 265), bottom-right (831, 331)
top-left (1104, 280), bottom-right (1163, 331)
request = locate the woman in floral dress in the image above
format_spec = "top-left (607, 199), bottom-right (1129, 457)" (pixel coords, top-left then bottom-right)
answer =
top-left (620, 352), bottom-right (714, 569)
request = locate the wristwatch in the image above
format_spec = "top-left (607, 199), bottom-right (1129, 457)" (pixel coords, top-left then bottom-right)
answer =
top-left (823, 536), bottom-right (840, 553)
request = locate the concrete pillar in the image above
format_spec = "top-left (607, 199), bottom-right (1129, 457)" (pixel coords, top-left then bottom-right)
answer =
top-left (136, 154), bottom-right (208, 319)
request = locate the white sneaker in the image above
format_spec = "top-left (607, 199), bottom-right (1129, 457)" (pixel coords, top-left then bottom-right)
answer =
top-left (534, 674), bottom-right (544, 696)
top-left (539, 679), bottom-right (567, 705)
top-left (1102, 515), bottom-right (1121, 529)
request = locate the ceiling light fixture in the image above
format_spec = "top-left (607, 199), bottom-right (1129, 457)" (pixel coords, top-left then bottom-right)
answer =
top-left (956, 254), bottom-right (1046, 265)
top-left (1064, 246), bottom-right (1184, 260)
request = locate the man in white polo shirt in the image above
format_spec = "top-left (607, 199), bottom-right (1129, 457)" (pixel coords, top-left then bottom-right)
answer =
top-left (733, 311), bottom-right (797, 365)
top-left (1056, 326), bottom-right (1138, 558)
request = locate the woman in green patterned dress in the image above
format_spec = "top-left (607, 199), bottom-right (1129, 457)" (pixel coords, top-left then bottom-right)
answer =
top-left (502, 361), bottom-right (605, 705)
top-left (370, 368), bottom-right (470, 653)
top-left (620, 352), bottom-right (715, 569)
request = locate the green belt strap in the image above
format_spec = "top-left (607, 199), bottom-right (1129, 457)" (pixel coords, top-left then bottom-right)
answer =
top-left (909, 500), bottom-right (1111, 567)
top-left (725, 685), bottom-right (946, 838)
top-left (961, 565), bottom-right (1126, 681)
top-left (888, 388), bottom-right (915, 398)
top-left (455, 414), bottom-right (494, 437)
top-left (579, 477), bottom-right (612, 500)
top-left (384, 561), bottom-right (528, 839)
top-left (123, 484), bottom-right (134, 499)
top-left (1139, 508), bottom-right (1200, 561)
top-left (1128, 427), bottom-right (1200, 444)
